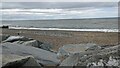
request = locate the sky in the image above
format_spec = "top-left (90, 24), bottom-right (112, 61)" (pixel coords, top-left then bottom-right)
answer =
top-left (1, 0), bottom-right (119, 2)
top-left (0, 2), bottom-right (118, 20)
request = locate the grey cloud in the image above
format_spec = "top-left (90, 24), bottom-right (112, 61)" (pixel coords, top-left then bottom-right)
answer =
top-left (1, 2), bottom-right (118, 9)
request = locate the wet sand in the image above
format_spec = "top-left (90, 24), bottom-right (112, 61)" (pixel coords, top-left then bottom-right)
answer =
top-left (1, 28), bottom-right (119, 51)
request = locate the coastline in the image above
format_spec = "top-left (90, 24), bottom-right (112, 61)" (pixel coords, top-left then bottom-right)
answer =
top-left (9, 26), bottom-right (119, 32)
top-left (1, 2), bottom-right (119, 67)
top-left (1, 28), bottom-right (119, 51)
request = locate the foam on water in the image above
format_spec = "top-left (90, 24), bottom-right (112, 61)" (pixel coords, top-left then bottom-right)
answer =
top-left (9, 27), bottom-right (119, 32)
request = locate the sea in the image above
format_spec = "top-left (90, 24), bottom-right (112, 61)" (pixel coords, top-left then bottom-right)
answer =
top-left (1, 18), bottom-right (119, 32)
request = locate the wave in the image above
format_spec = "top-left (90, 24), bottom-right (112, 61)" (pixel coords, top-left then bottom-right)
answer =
top-left (9, 27), bottom-right (119, 32)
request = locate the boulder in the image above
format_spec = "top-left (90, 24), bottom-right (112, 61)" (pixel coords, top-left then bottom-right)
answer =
top-left (76, 45), bottom-right (120, 67)
top-left (39, 43), bottom-right (53, 52)
top-left (57, 43), bottom-right (101, 59)
top-left (60, 45), bottom-right (120, 67)
top-left (12, 41), bottom-right (25, 44)
top-left (22, 40), bottom-right (42, 48)
top-left (4, 36), bottom-right (30, 42)
top-left (0, 34), bottom-right (9, 42)
top-left (2, 54), bottom-right (41, 68)
top-left (4, 35), bottom-right (53, 52)
top-left (60, 53), bottom-right (80, 67)
top-left (1, 43), bottom-right (60, 66)
top-left (22, 40), bottom-right (53, 52)
top-left (0, 25), bottom-right (9, 28)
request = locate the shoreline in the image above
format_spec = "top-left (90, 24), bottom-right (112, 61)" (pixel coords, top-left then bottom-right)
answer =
top-left (2, 28), bottom-right (119, 51)
top-left (9, 27), bottom-right (119, 32)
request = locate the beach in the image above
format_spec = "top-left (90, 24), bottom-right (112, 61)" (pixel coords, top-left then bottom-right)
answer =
top-left (1, 2), bottom-right (119, 67)
top-left (1, 28), bottom-right (119, 51)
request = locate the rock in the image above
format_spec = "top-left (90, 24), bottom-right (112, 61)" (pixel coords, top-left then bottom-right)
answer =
top-left (21, 40), bottom-right (53, 52)
top-left (57, 43), bottom-right (101, 59)
top-left (22, 40), bottom-right (43, 48)
top-left (1, 43), bottom-right (60, 66)
top-left (0, 25), bottom-right (9, 28)
top-left (4, 35), bottom-right (53, 52)
top-left (2, 54), bottom-right (41, 68)
top-left (77, 45), bottom-right (120, 67)
top-left (106, 56), bottom-right (119, 66)
top-left (60, 53), bottom-right (80, 67)
top-left (4, 36), bottom-right (30, 42)
top-left (39, 43), bottom-right (53, 52)
top-left (0, 34), bottom-right (9, 42)
top-left (60, 45), bottom-right (120, 67)
top-left (12, 41), bottom-right (25, 44)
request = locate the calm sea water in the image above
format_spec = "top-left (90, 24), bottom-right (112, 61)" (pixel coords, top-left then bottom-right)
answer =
top-left (2, 18), bottom-right (118, 29)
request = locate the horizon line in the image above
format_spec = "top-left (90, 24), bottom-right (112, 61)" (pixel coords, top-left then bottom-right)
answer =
top-left (1, 17), bottom-right (119, 21)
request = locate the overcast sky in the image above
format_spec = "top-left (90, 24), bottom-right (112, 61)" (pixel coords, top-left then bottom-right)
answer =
top-left (1, 0), bottom-right (119, 2)
top-left (1, 2), bottom-right (118, 9)
top-left (0, 2), bottom-right (118, 20)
